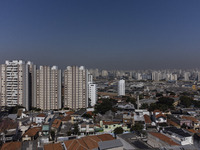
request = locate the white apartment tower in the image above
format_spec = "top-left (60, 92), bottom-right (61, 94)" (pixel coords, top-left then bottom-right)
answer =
top-left (34, 66), bottom-right (61, 110)
top-left (152, 71), bottom-right (161, 81)
top-left (64, 66), bottom-right (88, 109)
top-left (118, 79), bottom-right (125, 96)
top-left (88, 84), bottom-right (97, 107)
top-left (184, 72), bottom-right (190, 81)
top-left (0, 60), bottom-right (33, 110)
top-left (88, 74), bottom-right (97, 107)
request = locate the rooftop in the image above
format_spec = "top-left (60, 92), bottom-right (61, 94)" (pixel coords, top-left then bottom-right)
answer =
top-left (37, 113), bottom-right (46, 117)
top-left (63, 134), bottom-right (114, 150)
top-left (164, 127), bottom-right (191, 138)
top-left (51, 119), bottom-right (62, 129)
top-left (1, 141), bottom-right (21, 150)
top-left (149, 132), bottom-right (179, 146)
top-left (23, 127), bottom-right (41, 137)
top-left (44, 143), bottom-right (63, 150)
top-left (98, 139), bottom-right (123, 150)
top-left (144, 114), bottom-right (152, 124)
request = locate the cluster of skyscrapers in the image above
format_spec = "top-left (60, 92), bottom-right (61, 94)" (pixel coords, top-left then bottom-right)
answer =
top-left (0, 60), bottom-right (97, 111)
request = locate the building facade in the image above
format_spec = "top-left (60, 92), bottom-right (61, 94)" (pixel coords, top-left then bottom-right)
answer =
top-left (34, 66), bottom-right (61, 110)
top-left (118, 79), bottom-right (125, 96)
top-left (0, 60), bottom-right (33, 110)
top-left (64, 66), bottom-right (88, 109)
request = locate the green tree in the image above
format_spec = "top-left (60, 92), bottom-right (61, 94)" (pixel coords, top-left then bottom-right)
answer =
top-left (158, 97), bottom-right (174, 106)
top-left (140, 103), bottom-right (149, 109)
top-left (9, 105), bottom-right (25, 114)
top-left (73, 124), bottom-right (80, 135)
top-left (50, 130), bottom-right (55, 141)
top-left (94, 99), bottom-right (117, 114)
top-left (180, 96), bottom-right (193, 108)
top-left (130, 122), bottom-right (143, 133)
top-left (114, 127), bottom-right (123, 136)
top-left (82, 113), bottom-right (92, 118)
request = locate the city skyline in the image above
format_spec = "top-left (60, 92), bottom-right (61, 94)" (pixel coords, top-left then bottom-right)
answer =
top-left (0, 1), bottom-right (200, 70)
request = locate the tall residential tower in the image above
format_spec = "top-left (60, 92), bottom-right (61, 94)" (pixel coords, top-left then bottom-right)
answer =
top-left (118, 79), bottom-right (125, 96)
top-left (64, 66), bottom-right (88, 109)
top-left (34, 66), bottom-right (61, 110)
top-left (0, 60), bottom-right (33, 110)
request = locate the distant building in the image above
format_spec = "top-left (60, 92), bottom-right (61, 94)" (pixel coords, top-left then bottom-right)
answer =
top-left (0, 60), bottom-right (34, 110)
top-left (64, 66), bottom-right (88, 109)
top-left (118, 79), bottom-right (125, 96)
top-left (152, 71), bottom-right (161, 81)
top-left (184, 72), bottom-right (190, 81)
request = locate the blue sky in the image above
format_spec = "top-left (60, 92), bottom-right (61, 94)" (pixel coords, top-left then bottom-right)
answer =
top-left (0, 0), bottom-right (200, 70)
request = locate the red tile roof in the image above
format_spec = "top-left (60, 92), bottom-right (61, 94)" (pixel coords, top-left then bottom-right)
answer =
top-left (149, 132), bottom-right (180, 146)
top-left (0, 118), bottom-right (18, 133)
top-left (1, 141), bottom-right (21, 150)
top-left (44, 143), bottom-right (63, 150)
top-left (66, 111), bottom-right (74, 115)
top-left (61, 115), bottom-right (71, 122)
top-left (156, 113), bottom-right (166, 119)
top-left (182, 116), bottom-right (198, 123)
top-left (23, 127), bottom-right (41, 137)
top-left (37, 113), bottom-right (46, 117)
top-left (52, 119), bottom-right (62, 129)
top-left (63, 134), bottom-right (114, 150)
top-left (103, 121), bottom-right (120, 125)
top-left (144, 114), bottom-right (152, 124)
top-left (167, 119), bottom-right (180, 128)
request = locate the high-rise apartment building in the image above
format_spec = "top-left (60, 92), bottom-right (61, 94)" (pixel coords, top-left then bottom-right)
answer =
top-left (184, 72), bottom-right (190, 81)
top-left (152, 71), bottom-right (161, 81)
top-left (88, 74), bottom-right (97, 107)
top-left (34, 66), bottom-right (61, 110)
top-left (64, 66), bottom-right (88, 109)
top-left (88, 83), bottom-right (97, 107)
top-left (118, 79), bottom-right (125, 96)
top-left (0, 60), bottom-right (33, 110)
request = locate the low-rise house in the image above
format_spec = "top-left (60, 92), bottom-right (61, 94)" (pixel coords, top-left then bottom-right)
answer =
top-left (144, 114), bottom-right (156, 130)
top-left (70, 109), bottom-right (86, 123)
top-left (163, 127), bottom-right (193, 145)
top-left (167, 115), bottom-right (193, 128)
top-left (167, 119), bottom-right (180, 128)
top-left (134, 109), bottom-right (149, 125)
top-left (36, 113), bottom-right (46, 124)
top-left (181, 115), bottom-right (200, 130)
top-left (117, 133), bottom-right (152, 149)
top-left (51, 119), bottom-right (62, 134)
top-left (123, 112), bottom-right (134, 126)
top-left (116, 102), bottom-right (135, 111)
top-left (61, 115), bottom-right (71, 124)
top-left (78, 123), bottom-right (94, 135)
top-left (147, 132), bottom-right (180, 148)
top-left (152, 110), bottom-right (167, 124)
top-left (155, 113), bottom-right (167, 124)
top-left (63, 134), bottom-right (114, 150)
top-left (17, 108), bottom-right (28, 119)
top-left (1, 141), bottom-right (22, 150)
top-left (43, 133), bottom-right (115, 150)
top-left (4, 129), bottom-right (18, 142)
top-left (100, 121), bottom-right (127, 133)
top-left (22, 127), bottom-right (41, 141)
